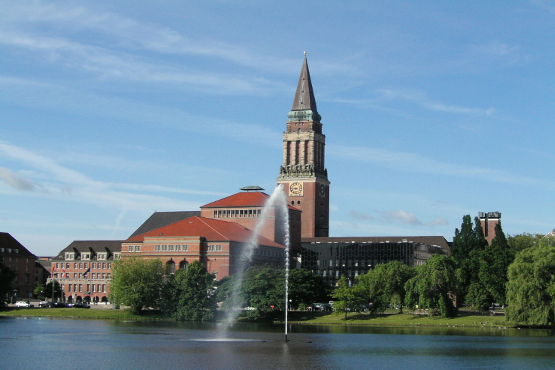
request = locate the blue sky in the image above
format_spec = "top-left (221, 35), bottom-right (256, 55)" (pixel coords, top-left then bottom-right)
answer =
top-left (2, 0), bottom-right (555, 256)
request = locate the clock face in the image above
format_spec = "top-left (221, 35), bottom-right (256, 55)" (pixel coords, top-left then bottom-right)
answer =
top-left (319, 184), bottom-right (326, 198)
top-left (289, 182), bottom-right (303, 196)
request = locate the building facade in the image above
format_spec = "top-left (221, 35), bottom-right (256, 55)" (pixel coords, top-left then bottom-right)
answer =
top-left (301, 236), bottom-right (450, 285)
top-left (0, 232), bottom-right (37, 303)
top-left (49, 241), bottom-right (121, 304)
top-left (277, 54), bottom-right (330, 238)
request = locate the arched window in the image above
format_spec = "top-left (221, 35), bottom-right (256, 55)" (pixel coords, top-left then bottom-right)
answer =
top-left (166, 260), bottom-right (176, 274)
top-left (179, 260), bottom-right (188, 271)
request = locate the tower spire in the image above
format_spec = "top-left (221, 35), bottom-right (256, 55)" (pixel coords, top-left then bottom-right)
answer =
top-left (291, 53), bottom-right (318, 113)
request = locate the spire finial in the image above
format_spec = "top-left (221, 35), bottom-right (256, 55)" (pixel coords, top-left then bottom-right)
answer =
top-left (304, 51), bottom-right (307, 56)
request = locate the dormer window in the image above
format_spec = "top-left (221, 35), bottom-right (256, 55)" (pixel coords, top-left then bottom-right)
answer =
top-left (65, 253), bottom-right (74, 260)
top-left (81, 253), bottom-right (90, 260)
top-left (114, 253), bottom-right (121, 260)
top-left (97, 253), bottom-right (107, 260)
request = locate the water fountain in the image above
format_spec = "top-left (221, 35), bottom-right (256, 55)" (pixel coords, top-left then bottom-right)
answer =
top-left (218, 184), bottom-right (291, 341)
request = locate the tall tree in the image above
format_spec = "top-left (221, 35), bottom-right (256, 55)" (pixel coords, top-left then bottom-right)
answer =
top-left (161, 261), bottom-right (216, 321)
top-left (241, 266), bottom-right (285, 319)
top-left (479, 222), bottom-right (513, 305)
top-left (404, 255), bottom-right (458, 318)
top-left (288, 268), bottom-right (330, 309)
top-left (109, 258), bottom-right (164, 315)
top-left (506, 236), bottom-right (555, 327)
top-left (358, 261), bottom-right (416, 314)
top-left (44, 280), bottom-right (62, 301)
top-left (332, 275), bottom-right (366, 319)
top-left (507, 233), bottom-right (543, 254)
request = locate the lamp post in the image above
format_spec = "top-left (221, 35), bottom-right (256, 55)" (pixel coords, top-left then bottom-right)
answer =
top-left (13, 289), bottom-right (17, 304)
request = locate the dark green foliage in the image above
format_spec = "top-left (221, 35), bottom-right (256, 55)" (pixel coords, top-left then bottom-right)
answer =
top-left (109, 258), bottom-right (164, 315)
top-left (478, 223), bottom-right (513, 305)
top-left (34, 284), bottom-right (46, 300)
top-left (507, 233), bottom-right (544, 254)
top-left (331, 275), bottom-right (366, 319)
top-left (358, 261), bottom-right (416, 314)
top-left (217, 267), bottom-right (330, 320)
top-left (0, 262), bottom-right (15, 307)
top-left (288, 268), bottom-right (330, 309)
top-left (161, 261), bottom-right (216, 321)
top-left (44, 280), bottom-right (62, 300)
top-left (241, 267), bottom-right (284, 319)
top-left (404, 255), bottom-right (458, 318)
top-left (506, 237), bottom-right (555, 327)
top-left (466, 282), bottom-right (494, 311)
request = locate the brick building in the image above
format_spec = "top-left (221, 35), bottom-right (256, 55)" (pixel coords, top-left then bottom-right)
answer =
top-left (0, 232), bottom-right (37, 303)
top-left (479, 212), bottom-right (501, 245)
top-left (50, 240), bottom-right (121, 304)
top-left (122, 188), bottom-right (301, 280)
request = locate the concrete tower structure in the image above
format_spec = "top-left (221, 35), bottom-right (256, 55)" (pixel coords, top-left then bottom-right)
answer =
top-left (277, 54), bottom-right (330, 238)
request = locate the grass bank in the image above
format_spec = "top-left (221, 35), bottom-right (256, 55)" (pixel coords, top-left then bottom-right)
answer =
top-left (283, 311), bottom-right (508, 327)
top-left (1, 307), bottom-right (509, 328)
top-left (0, 307), bottom-right (153, 320)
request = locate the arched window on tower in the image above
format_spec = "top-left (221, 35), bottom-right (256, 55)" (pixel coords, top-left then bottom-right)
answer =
top-left (179, 260), bottom-right (188, 271)
top-left (166, 260), bottom-right (176, 274)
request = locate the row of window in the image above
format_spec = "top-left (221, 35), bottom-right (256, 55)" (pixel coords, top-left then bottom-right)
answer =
top-left (56, 262), bottom-right (111, 270)
top-left (255, 248), bottom-right (284, 258)
top-left (2, 257), bottom-right (31, 263)
top-left (3, 264), bottom-right (30, 271)
top-left (213, 209), bottom-right (262, 218)
top-left (128, 245), bottom-right (141, 252)
top-left (64, 252), bottom-right (112, 261)
top-left (67, 284), bottom-right (106, 293)
top-left (208, 245), bottom-right (222, 252)
top-left (0, 248), bottom-right (19, 254)
top-left (154, 244), bottom-right (189, 252)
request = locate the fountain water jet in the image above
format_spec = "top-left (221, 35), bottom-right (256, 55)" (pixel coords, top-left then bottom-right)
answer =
top-left (218, 185), bottom-right (291, 341)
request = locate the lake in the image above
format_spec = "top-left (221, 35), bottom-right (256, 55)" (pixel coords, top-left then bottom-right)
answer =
top-left (1, 317), bottom-right (554, 369)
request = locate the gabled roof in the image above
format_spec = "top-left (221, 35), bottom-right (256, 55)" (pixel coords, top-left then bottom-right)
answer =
top-left (129, 211), bottom-right (200, 238)
top-left (292, 54), bottom-right (318, 112)
top-left (124, 216), bottom-right (285, 249)
top-left (201, 192), bottom-right (270, 208)
top-left (53, 240), bottom-right (122, 260)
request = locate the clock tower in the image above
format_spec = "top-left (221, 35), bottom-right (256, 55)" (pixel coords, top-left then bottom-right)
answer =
top-left (278, 53), bottom-right (330, 238)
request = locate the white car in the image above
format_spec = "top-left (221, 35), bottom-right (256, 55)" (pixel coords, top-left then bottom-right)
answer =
top-left (15, 301), bottom-right (34, 308)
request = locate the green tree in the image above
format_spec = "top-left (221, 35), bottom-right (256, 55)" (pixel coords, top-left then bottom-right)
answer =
top-left (161, 261), bottom-right (216, 321)
top-left (109, 258), bottom-right (164, 315)
top-left (45, 280), bottom-right (62, 301)
top-left (241, 267), bottom-right (284, 319)
top-left (451, 215), bottom-right (488, 303)
top-left (358, 261), bottom-right (416, 313)
top-left (331, 276), bottom-right (366, 319)
top-left (478, 223), bottom-right (513, 305)
top-left (34, 284), bottom-right (46, 300)
top-left (404, 255), bottom-right (458, 318)
top-left (506, 236), bottom-right (555, 327)
top-left (288, 268), bottom-right (330, 309)
top-left (0, 262), bottom-right (15, 307)
top-left (508, 233), bottom-right (544, 254)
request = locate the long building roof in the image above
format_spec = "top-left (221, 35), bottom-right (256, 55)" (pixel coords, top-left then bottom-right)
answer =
top-left (124, 216), bottom-right (285, 249)
top-left (302, 236), bottom-right (450, 252)
top-left (128, 211), bottom-right (200, 238)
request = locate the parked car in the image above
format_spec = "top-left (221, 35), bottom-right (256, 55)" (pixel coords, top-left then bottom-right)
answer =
top-left (15, 301), bottom-right (34, 308)
top-left (72, 303), bottom-right (90, 309)
top-left (38, 301), bottom-right (51, 308)
top-left (52, 302), bottom-right (68, 308)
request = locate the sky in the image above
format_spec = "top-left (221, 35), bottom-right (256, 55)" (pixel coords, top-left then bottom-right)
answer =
top-left (1, 0), bottom-right (555, 256)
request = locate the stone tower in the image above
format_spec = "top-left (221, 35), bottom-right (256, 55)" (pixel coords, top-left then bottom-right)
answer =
top-left (277, 54), bottom-right (330, 238)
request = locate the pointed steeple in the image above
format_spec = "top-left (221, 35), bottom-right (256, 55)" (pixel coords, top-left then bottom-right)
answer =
top-left (288, 52), bottom-right (321, 123)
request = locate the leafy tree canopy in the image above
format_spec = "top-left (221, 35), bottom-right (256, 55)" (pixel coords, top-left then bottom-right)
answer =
top-left (506, 236), bottom-right (555, 327)
top-left (109, 258), bottom-right (164, 315)
top-left (161, 261), bottom-right (216, 321)
top-left (358, 261), bottom-right (416, 313)
top-left (331, 275), bottom-right (366, 319)
top-left (44, 280), bottom-right (62, 300)
top-left (404, 255), bottom-right (458, 318)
